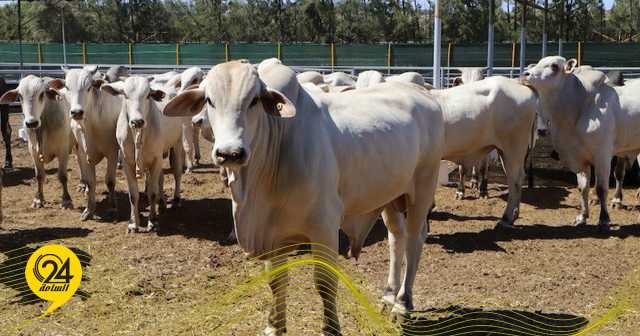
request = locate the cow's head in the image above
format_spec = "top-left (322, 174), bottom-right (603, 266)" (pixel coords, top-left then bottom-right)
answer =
top-left (48, 65), bottom-right (106, 121)
top-left (101, 76), bottom-right (165, 129)
top-left (163, 60), bottom-right (296, 168)
top-left (522, 56), bottom-right (577, 90)
top-left (0, 75), bottom-right (58, 129)
top-left (176, 67), bottom-right (204, 93)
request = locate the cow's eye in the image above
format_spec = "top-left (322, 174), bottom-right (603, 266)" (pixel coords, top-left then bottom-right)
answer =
top-left (206, 97), bottom-right (214, 108)
top-left (550, 64), bottom-right (559, 72)
top-left (249, 97), bottom-right (259, 107)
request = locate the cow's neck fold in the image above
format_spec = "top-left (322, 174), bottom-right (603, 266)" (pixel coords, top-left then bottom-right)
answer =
top-left (539, 76), bottom-right (585, 130)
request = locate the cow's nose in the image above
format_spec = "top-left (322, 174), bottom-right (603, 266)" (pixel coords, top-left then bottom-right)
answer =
top-left (70, 109), bottom-right (84, 120)
top-left (130, 119), bottom-right (145, 128)
top-left (25, 119), bottom-right (40, 129)
top-left (215, 148), bottom-right (247, 164)
top-left (523, 71), bottom-right (531, 78)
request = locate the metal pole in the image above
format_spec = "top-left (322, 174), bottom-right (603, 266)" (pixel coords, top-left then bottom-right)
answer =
top-left (61, 5), bottom-right (67, 66)
top-left (433, 0), bottom-right (442, 88)
top-left (558, 0), bottom-right (564, 56)
top-left (519, 0), bottom-right (527, 76)
top-left (542, 0), bottom-right (548, 57)
top-left (487, 0), bottom-right (495, 76)
top-left (18, 0), bottom-right (23, 69)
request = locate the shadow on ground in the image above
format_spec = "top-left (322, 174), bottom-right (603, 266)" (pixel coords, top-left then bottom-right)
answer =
top-left (401, 305), bottom-right (588, 336)
top-left (0, 227), bottom-right (93, 305)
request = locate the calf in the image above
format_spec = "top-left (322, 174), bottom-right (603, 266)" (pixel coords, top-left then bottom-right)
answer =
top-left (49, 65), bottom-right (121, 220)
top-left (523, 56), bottom-right (640, 231)
top-left (102, 77), bottom-right (185, 233)
top-left (0, 76), bottom-right (75, 209)
top-left (164, 61), bottom-right (444, 335)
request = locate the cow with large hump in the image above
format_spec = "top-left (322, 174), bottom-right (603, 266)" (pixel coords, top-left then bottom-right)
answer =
top-left (0, 75), bottom-right (76, 209)
top-left (523, 56), bottom-right (640, 231)
top-left (48, 65), bottom-right (121, 221)
top-left (430, 73), bottom-right (538, 229)
top-left (164, 60), bottom-right (445, 335)
top-left (102, 76), bottom-right (186, 233)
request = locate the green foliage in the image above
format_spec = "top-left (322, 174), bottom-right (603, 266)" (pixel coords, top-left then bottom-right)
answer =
top-left (0, 0), bottom-right (637, 43)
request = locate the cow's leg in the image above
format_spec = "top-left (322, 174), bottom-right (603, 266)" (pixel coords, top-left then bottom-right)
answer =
top-left (171, 142), bottom-right (184, 208)
top-left (612, 157), bottom-right (626, 209)
top-left (594, 159), bottom-right (612, 233)
top-left (456, 164), bottom-right (465, 200)
top-left (146, 162), bottom-right (162, 232)
top-left (81, 159), bottom-right (99, 221)
top-left (193, 126), bottom-right (201, 166)
top-left (122, 160), bottom-right (142, 233)
top-left (1, 109), bottom-right (12, 169)
top-left (105, 151), bottom-right (118, 214)
top-left (262, 254), bottom-right (288, 336)
top-left (495, 151), bottom-right (526, 229)
top-left (74, 144), bottom-right (89, 194)
top-left (57, 152), bottom-right (73, 209)
top-left (470, 166), bottom-right (479, 190)
top-left (478, 158), bottom-right (489, 199)
top-left (575, 168), bottom-right (591, 226)
top-left (313, 238), bottom-right (340, 335)
top-left (381, 207), bottom-right (406, 307)
top-left (182, 122), bottom-right (195, 173)
top-left (392, 164), bottom-right (438, 317)
top-left (32, 157), bottom-right (46, 208)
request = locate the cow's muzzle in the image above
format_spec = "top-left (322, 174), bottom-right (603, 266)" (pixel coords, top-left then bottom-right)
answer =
top-left (70, 108), bottom-right (84, 120)
top-left (25, 119), bottom-right (40, 129)
top-left (130, 119), bottom-right (145, 129)
top-left (215, 148), bottom-right (247, 166)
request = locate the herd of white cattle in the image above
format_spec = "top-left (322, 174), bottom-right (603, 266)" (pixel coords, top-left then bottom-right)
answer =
top-left (2, 56), bottom-right (640, 335)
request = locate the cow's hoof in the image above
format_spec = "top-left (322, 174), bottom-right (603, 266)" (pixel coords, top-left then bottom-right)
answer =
top-left (60, 199), bottom-right (74, 209)
top-left (126, 223), bottom-right (138, 234)
top-left (145, 220), bottom-right (157, 232)
top-left (80, 209), bottom-right (94, 221)
top-left (495, 220), bottom-right (516, 230)
top-left (390, 304), bottom-right (410, 324)
top-left (117, 162), bottom-right (123, 170)
top-left (260, 326), bottom-right (282, 336)
top-left (470, 181), bottom-right (478, 190)
top-left (3, 161), bottom-right (12, 169)
top-left (194, 159), bottom-right (200, 166)
top-left (479, 191), bottom-right (489, 199)
top-left (455, 191), bottom-right (464, 200)
top-left (77, 183), bottom-right (88, 193)
top-left (171, 197), bottom-right (182, 208)
top-left (574, 215), bottom-right (587, 226)
top-left (32, 199), bottom-right (44, 208)
top-left (185, 167), bottom-right (193, 174)
top-left (597, 220), bottom-right (611, 234)
top-left (611, 199), bottom-right (623, 209)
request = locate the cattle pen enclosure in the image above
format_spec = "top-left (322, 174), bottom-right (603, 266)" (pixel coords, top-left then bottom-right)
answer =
top-left (0, 89), bottom-right (639, 336)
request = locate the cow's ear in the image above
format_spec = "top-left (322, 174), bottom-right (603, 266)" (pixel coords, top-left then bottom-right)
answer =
top-left (48, 78), bottom-right (65, 90)
top-left (92, 79), bottom-right (106, 89)
top-left (45, 89), bottom-right (58, 100)
top-left (173, 79), bottom-right (181, 89)
top-left (564, 59), bottom-right (578, 74)
top-left (101, 83), bottom-right (124, 96)
top-left (163, 89), bottom-right (205, 117)
top-left (149, 89), bottom-right (165, 102)
top-left (0, 89), bottom-right (17, 104)
top-left (260, 89), bottom-right (296, 118)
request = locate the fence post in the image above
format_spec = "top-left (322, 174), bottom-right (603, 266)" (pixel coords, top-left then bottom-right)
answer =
top-left (447, 43), bottom-right (453, 86)
top-left (330, 43), bottom-right (336, 69)
top-left (277, 42), bottom-right (282, 60)
top-left (387, 43), bottom-right (392, 68)
top-left (176, 43), bottom-right (180, 65)
top-left (511, 41), bottom-right (517, 78)
top-left (128, 43), bottom-right (133, 65)
top-left (577, 41), bottom-right (582, 66)
top-left (82, 42), bottom-right (87, 64)
top-left (37, 43), bottom-right (43, 64)
top-left (224, 42), bottom-right (230, 62)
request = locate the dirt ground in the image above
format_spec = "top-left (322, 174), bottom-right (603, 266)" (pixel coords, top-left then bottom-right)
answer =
top-left (1, 113), bottom-right (639, 336)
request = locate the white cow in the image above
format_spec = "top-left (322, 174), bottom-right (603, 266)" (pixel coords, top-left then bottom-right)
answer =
top-left (0, 76), bottom-right (75, 209)
top-left (386, 72), bottom-right (426, 87)
top-left (523, 56), bottom-right (640, 231)
top-left (296, 70), bottom-right (324, 85)
top-left (102, 77), bottom-right (185, 233)
top-left (172, 67), bottom-right (205, 172)
top-left (164, 60), bottom-right (445, 335)
top-left (431, 75), bottom-right (538, 228)
top-left (323, 71), bottom-right (356, 87)
top-left (49, 65), bottom-right (121, 220)
top-left (355, 70), bottom-right (385, 89)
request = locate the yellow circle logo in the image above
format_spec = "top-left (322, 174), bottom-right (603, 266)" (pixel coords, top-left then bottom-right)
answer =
top-left (24, 244), bottom-right (82, 315)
